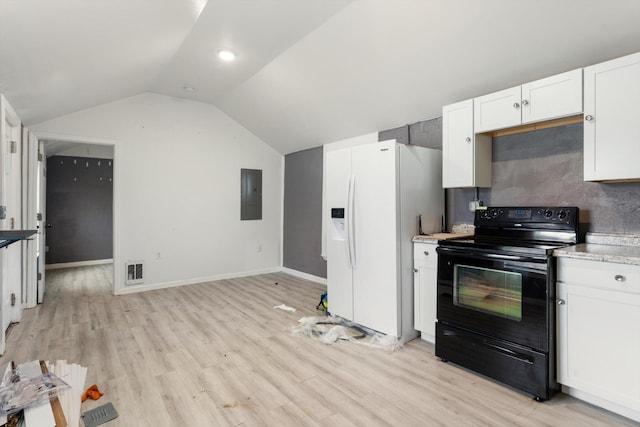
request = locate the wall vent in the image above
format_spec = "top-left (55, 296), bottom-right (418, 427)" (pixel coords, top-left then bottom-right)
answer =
top-left (125, 261), bottom-right (144, 285)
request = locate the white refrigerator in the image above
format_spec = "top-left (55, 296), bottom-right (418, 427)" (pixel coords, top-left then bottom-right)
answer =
top-left (326, 139), bottom-right (443, 341)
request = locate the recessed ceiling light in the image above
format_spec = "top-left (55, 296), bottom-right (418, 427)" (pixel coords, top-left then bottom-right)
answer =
top-left (217, 49), bottom-right (236, 61)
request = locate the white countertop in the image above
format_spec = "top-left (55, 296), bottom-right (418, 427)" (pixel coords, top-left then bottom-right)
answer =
top-left (553, 243), bottom-right (640, 266)
top-left (412, 232), bottom-right (473, 244)
top-left (553, 232), bottom-right (640, 266)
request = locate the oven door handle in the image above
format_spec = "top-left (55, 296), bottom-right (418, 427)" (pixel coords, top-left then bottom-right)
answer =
top-left (483, 342), bottom-right (535, 365)
top-left (436, 246), bottom-right (547, 263)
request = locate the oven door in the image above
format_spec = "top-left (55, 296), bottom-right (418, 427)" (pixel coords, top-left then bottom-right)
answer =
top-left (436, 246), bottom-right (550, 351)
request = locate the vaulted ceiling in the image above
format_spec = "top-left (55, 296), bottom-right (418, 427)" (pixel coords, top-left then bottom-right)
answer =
top-left (2, 0), bottom-right (640, 154)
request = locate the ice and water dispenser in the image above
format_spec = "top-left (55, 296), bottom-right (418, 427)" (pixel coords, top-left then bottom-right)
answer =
top-left (330, 208), bottom-right (346, 240)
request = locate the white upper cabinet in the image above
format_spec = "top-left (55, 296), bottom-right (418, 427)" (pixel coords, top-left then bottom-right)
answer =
top-left (474, 69), bottom-right (583, 133)
top-left (583, 51), bottom-right (640, 181)
top-left (474, 86), bottom-right (522, 133)
top-left (521, 69), bottom-right (583, 124)
top-left (442, 99), bottom-right (492, 188)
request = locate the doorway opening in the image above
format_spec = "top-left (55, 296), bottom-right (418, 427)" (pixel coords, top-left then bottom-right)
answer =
top-left (38, 137), bottom-right (116, 298)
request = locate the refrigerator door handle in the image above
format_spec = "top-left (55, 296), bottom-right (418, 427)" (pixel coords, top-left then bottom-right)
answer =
top-left (345, 174), bottom-right (352, 268)
top-left (346, 174), bottom-right (356, 268)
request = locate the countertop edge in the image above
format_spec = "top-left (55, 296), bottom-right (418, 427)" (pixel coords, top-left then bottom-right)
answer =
top-left (412, 233), bottom-right (473, 244)
top-left (553, 243), bottom-right (640, 266)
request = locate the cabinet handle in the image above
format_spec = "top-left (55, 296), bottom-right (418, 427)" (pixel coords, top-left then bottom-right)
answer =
top-left (423, 251), bottom-right (429, 256)
top-left (557, 299), bottom-right (566, 305)
top-left (413, 268), bottom-right (418, 273)
top-left (522, 99), bottom-right (529, 106)
top-left (614, 274), bottom-right (625, 282)
top-left (465, 137), bottom-right (471, 143)
top-left (513, 102), bottom-right (520, 109)
top-left (585, 115), bottom-right (593, 121)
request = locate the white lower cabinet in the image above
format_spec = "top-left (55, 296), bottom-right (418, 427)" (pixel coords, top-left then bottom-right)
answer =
top-left (413, 242), bottom-right (438, 342)
top-left (556, 257), bottom-right (640, 422)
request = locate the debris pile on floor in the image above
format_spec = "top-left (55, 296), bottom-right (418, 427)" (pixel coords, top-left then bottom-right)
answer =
top-left (292, 316), bottom-right (402, 351)
top-left (0, 359), bottom-right (92, 427)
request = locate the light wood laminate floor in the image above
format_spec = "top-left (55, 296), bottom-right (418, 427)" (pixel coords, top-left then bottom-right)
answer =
top-left (2, 265), bottom-right (636, 426)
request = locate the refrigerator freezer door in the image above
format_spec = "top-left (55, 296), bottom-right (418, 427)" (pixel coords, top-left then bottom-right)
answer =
top-left (351, 140), bottom-right (399, 336)
top-left (326, 147), bottom-right (354, 321)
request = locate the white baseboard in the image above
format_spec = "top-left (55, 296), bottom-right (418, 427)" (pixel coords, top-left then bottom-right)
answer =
top-left (115, 267), bottom-right (282, 295)
top-left (280, 267), bottom-right (327, 285)
top-left (114, 267), bottom-right (327, 295)
top-left (46, 259), bottom-right (113, 270)
top-left (561, 385), bottom-right (640, 423)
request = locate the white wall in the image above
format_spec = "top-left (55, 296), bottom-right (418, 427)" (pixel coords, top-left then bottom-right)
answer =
top-left (32, 93), bottom-right (283, 294)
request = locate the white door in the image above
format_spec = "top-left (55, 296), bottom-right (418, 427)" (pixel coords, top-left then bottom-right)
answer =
top-left (325, 147), bottom-right (353, 321)
top-left (37, 140), bottom-right (46, 303)
top-left (0, 94), bottom-right (23, 354)
top-left (22, 130), bottom-right (38, 308)
top-left (351, 140), bottom-right (399, 336)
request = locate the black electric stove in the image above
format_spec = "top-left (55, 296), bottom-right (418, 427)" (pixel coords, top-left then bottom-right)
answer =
top-left (435, 206), bottom-right (579, 401)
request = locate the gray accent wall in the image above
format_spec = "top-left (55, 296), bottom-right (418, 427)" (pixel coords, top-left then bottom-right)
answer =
top-left (283, 147), bottom-right (327, 278)
top-left (46, 156), bottom-right (113, 264)
top-left (378, 118), bottom-right (443, 149)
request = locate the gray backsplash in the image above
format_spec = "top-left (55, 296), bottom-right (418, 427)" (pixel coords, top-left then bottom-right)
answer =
top-left (382, 120), bottom-right (640, 236)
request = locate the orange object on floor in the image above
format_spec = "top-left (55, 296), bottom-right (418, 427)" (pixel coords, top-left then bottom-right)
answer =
top-left (81, 384), bottom-right (104, 402)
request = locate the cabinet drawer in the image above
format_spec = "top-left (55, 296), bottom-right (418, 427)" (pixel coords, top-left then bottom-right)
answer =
top-left (414, 243), bottom-right (438, 267)
top-left (557, 257), bottom-right (640, 294)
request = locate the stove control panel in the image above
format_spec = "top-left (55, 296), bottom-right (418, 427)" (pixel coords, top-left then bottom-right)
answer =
top-left (476, 206), bottom-right (578, 228)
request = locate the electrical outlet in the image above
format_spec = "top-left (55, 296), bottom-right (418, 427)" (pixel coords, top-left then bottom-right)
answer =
top-left (155, 252), bottom-right (161, 260)
top-left (468, 200), bottom-right (484, 212)
top-left (257, 244), bottom-right (262, 253)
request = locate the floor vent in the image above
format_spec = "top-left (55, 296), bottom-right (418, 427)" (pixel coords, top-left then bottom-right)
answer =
top-left (125, 261), bottom-right (144, 285)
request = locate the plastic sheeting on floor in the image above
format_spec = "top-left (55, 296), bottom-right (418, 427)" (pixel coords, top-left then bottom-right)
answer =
top-left (291, 316), bottom-right (402, 351)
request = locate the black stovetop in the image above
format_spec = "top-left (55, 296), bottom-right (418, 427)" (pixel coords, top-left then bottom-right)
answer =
top-left (438, 236), bottom-right (572, 257)
top-left (440, 206), bottom-right (580, 256)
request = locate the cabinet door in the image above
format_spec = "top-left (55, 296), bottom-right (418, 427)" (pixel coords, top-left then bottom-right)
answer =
top-left (474, 86), bottom-right (521, 133)
top-left (413, 243), bottom-right (438, 341)
top-left (521, 69), bottom-right (583, 124)
top-left (584, 51), bottom-right (640, 181)
top-left (442, 99), bottom-right (491, 188)
top-left (557, 281), bottom-right (640, 412)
